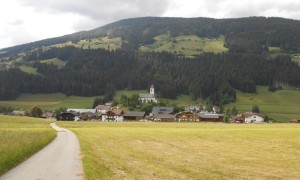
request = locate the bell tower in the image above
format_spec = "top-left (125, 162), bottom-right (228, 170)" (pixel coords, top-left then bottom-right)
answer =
top-left (150, 84), bottom-right (155, 95)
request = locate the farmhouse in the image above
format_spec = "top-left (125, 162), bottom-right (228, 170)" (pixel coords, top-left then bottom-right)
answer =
top-left (139, 84), bottom-right (157, 103)
top-left (152, 106), bottom-right (174, 115)
top-left (176, 111), bottom-right (199, 122)
top-left (198, 113), bottom-right (224, 122)
top-left (124, 111), bottom-right (145, 121)
top-left (243, 112), bottom-right (264, 123)
top-left (102, 109), bottom-right (124, 121)
top-left (67, 108), bottom-right (96, 114)
top-left (58, 112), bottom-right (79, 121)
top-left (153, 114), bottom-right (176, 122)
top-left (95, 104), bottom-right (111, 113)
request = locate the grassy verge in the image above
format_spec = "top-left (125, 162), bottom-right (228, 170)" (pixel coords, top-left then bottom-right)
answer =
top-left (0, 115), bottom-right (56, 175)
top-left (58, 122), bottom-right (300, 180)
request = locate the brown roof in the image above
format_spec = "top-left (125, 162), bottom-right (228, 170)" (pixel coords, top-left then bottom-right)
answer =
top-left (95, 105), bottom-right (111, 111)
top-left (124, 111), bottom-right (145, 117)
top-left (110, 109), bottom-right (124, 116)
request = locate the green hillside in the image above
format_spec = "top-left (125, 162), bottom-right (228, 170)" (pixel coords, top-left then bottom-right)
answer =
top-left (140, 34), bottom-right (228, 57)
top-left (226, 86), bottom-right (300, 122)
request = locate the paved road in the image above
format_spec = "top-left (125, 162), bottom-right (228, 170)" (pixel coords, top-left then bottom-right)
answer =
top-left (0, 123), bottom-right (83, 180)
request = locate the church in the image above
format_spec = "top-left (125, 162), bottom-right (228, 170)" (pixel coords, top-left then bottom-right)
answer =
top-left (139, 84), bottom-right (157, 103)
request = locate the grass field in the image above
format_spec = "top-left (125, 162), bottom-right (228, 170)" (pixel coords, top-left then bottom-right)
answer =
top-left (58, 122), bottom-right (300, 180)
top-left (140, 34), bottom-right (228, 57)
top-left (0, 115), bottom-right (56, 175)
top-left (227, 86), bottom-right (300, 122)
top-left (40, 58), bottom-right (67, 69)
top-left (18, 65), bottom-right (38, 75)
top-left (50, 37), bottom-right (122, 50)
top-left (0, 93), bottom-right (99, 110)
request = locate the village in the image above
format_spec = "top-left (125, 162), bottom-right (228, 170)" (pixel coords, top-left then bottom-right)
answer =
top-left (55, 84), bottom-right (267, 123)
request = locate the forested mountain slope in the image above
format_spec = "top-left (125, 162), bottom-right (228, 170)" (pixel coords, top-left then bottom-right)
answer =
top-left (1, 17), bottom-right (300, 105)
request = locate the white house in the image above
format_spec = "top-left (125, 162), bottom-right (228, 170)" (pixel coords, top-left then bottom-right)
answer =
top-left (101, 109), bottom-right (124, 122)
top-left (244, 113), bottom-right (264, 123)
top-left (139, 84), bottom-right (157, 103)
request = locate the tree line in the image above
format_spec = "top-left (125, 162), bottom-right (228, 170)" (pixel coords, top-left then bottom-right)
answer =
top-left (1, 47), bottom-right (300, 106)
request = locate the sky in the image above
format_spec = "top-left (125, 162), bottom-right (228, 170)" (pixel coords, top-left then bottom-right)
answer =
top-left (1, 0), bottom-right (300, 49)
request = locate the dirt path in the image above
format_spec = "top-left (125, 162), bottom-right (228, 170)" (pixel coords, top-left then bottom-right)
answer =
top-left (0, 123), bottom-right (83, 180)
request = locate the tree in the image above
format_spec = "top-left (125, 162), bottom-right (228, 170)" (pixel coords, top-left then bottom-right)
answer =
top-left (231, 106), bottom-right (238, 115)
top-left (55, 107), bottom-right (67, 120)
top-left (223, 116), bottom-right (230, 123)
top-left (92, 97), bottom-right (103, 108)
top-left (252, 105), bottom-right (260, 113)
top-left (264, 115), bottom-right (269, 123)
top-left (30, 106), bottom-right (43, 118)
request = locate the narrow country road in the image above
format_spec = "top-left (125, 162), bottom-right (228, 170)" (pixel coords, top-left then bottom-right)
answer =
top-left (0, 123), bottom-right (83, 180)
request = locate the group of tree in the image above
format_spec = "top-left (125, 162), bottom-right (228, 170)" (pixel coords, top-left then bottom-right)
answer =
top-left (1, 47), bottom-right (300, 106)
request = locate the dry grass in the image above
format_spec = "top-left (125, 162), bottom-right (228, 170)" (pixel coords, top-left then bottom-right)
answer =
top-left (58, 122), bottom-right (300, 180)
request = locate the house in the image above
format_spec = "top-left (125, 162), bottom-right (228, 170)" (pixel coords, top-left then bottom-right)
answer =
top-left (58, 112), bottom-right (79, 121)
top-left (41, 112), bottom-right (54, 119)
top-left (123, 111), bottom-right (145, 121)
top-left (79, 112), bottom-right (96, 120)
top-left (11, 110), bottom-right (26, 116)
top-left (67, 109), bottom-right (96, 114)
top-left (102, 109), bottom-right (124, 121)
top-left (176, 111), bottom-right (199, 122)
top-left (290, 118), bottom-right (300, 123)
top-left (152, 106), bottom-right (174, 115)
top-left (153, 114), bottom-right (176, 122)
top-left (230, 115), bottom-right (244, 123)
top-left (243, 112), bottom-right (264, 123)
top-left (184, 105), bottom-right (201, 112)
top-left (139, 84), bottom-right (157, 103)
top-left (198, 113), bottom-right (224, 122)
top-left (95, 104), bottom-right (111, 114)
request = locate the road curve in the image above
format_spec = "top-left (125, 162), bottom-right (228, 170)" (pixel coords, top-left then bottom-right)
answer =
top-left (0, 123), bottom-right (83, 180)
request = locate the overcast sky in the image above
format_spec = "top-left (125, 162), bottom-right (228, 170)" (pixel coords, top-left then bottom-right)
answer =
top-left (1, 0), bottom-right (300, 49)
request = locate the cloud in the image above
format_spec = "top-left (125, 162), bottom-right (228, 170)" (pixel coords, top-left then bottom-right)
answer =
top-left (20, 0), bottom-right (171, 27)
top-left (1, 0), bottom-right (300, 49)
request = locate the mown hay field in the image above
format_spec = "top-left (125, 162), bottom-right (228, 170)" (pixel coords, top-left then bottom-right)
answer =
top-left (0, 115), bottom-right (56, 175)
top-left (58, 122), bottom-right (300, 180)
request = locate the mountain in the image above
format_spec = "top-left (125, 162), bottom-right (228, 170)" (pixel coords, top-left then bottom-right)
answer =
top-left (0, 17), bottom-right (300, 106)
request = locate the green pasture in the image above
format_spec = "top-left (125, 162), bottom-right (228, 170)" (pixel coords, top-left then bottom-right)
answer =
top-left (50, 37), bottom-right (122, 50)
top-left (0, 93), bottom-right (99, 110)
top-left (0, 115), bottom-right (56, 175)
top-left (227, 86), bottom-right (300, 122)
top-left (58, 122), bottom-right (300, 180)
top-left (40, 58), bottom-right (67, 69)
top-left (18, 65), bottom-right (38, 75)
top-left (139, 34), bottom-right (228, 57)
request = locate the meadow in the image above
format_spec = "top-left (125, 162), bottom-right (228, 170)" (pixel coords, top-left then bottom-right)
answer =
top-left (139, 34), bottom-right (228, 57)
top-left (58, 121), bottom-right (300, 180)
top-left (0, 93), bottom-right (99, 110)
top-left (226, 86), bottom-right (300, 122)
top-left (0, 115), bottom-right (56, 175)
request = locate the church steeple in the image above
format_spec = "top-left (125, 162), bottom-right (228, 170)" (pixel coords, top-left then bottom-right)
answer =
top-left (150, 84), bottom-right (155, 95)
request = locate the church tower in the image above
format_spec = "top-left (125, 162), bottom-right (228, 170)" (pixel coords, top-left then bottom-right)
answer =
top-left (150, 84), bottom-right (155, 95)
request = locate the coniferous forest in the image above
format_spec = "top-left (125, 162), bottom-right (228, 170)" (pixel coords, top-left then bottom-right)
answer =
top-left (1, 17), bottom-right (300, 105)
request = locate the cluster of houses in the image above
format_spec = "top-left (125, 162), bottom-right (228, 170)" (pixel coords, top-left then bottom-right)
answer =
top-left (58, 104), bottom-right (225, 122)
top-left (58, 104), bottom-right (268, 123)
top-left (55, 85), bottom-right (265, 123)
top-left (229, 112), bottom-right (265, 123)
